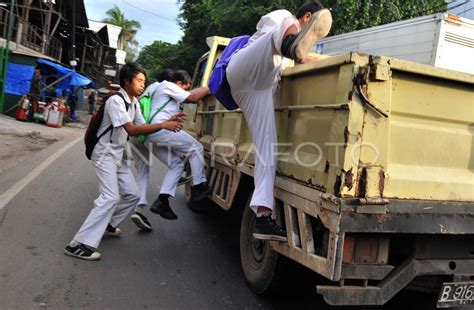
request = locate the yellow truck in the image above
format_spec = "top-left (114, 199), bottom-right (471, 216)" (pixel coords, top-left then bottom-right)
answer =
top-left (183, 36), bottom-right (474, 308)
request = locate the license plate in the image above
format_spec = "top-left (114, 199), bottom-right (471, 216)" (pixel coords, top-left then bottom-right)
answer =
top-left (437, 282), bottom-right (474, 308)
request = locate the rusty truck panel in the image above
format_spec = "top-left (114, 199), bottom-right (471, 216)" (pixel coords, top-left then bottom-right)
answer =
top-left (188, 48), bottom-right (474, 203)
top-left (183, 37), bottom-right (474, 307)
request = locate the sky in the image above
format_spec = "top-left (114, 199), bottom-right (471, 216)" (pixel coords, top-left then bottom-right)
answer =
top-left (83, 0), bottom-right (183, 48)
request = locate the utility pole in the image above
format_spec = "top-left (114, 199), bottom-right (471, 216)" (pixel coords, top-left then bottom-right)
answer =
top-left (70, 0), bottom-right (76, 70)
top-left (0, 0), bottom-right (16, 114)
top-left (42, 0), bottom-right (52, 54)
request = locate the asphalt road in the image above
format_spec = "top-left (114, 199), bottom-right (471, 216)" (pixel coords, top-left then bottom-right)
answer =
top-left (0, 139), bottom-right (444, 309)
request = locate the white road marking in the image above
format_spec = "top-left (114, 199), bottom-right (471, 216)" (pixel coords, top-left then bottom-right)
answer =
top-left (0, 137), bottom-right (81, 210)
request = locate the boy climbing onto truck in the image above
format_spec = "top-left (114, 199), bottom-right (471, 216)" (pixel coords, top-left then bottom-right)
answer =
top-left (64, 62), bottom-right (184, 261)
top-left (131, 70), bottom-right (211, 224)
top-left (225, 0), bottom-right (332, 241)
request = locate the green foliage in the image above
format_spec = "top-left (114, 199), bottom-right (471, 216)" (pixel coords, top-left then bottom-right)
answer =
top-left (135, 41), bottom-right (183, 81)
top-left (321, 0), bottom-right (447, 35)
top-left (102, 4), bottom-right (141, 60)
top-left (137, 0), bottom-right (446, 79)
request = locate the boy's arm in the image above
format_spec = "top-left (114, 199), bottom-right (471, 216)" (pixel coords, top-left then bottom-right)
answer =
top-left (185, 86), bottom-right (210, 103)
top-left (123, 121), bottom-right (182, 136)
top-left (300, 53), bottom-right (330, 64)
top-left (169, 112), bottom-right (187, 122)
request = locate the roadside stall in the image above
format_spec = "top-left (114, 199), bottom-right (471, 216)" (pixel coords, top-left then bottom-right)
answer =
top-left (7, 58), bottom-right (94, 126)
top-left (34, 58), bottom-right (95, 126)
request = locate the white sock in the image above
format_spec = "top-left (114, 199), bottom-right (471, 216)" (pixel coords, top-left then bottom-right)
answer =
top-left (69, 240), bottom-right (80, 247)
top-left (135, 204), bottom-right (145, 214)
top-left (256, 210), bottom-right (272, 218)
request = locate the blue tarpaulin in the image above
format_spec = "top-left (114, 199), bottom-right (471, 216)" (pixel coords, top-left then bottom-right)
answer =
top-left (5, 62), bottom-right (35, 96)
top-left (36, 58), bottom-right (95, 97)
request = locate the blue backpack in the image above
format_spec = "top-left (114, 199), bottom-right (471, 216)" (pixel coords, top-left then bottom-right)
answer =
top-left (208, 35), bottom-right (250, 110)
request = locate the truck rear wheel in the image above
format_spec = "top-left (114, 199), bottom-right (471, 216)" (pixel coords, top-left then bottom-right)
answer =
top-left (240, 205), bottom-right (287, 295)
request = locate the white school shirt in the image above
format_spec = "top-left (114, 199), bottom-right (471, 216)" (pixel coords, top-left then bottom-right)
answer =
top-left (246, 9), bottom-right (300, 93)
top-left (92, 88), bottom-right (145, 163)
top-left (149, 80), bottom-right (190, 124)
top-left (247, 9), bottom-right (294, 46)
top-left (141, 81), bottom-right (160, 100)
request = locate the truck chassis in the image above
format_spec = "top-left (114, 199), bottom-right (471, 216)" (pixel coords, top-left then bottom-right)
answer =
top-left (186, 155), bottom-right (474, 306)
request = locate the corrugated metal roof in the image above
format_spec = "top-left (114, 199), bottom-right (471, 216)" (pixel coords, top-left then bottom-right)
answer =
top-left (88, 20), bottom-right (122, 49)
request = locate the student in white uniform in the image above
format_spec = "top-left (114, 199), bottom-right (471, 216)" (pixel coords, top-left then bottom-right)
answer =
top-left (129, 69), bottom-right (176, 231)
top-left (226, 1), bottom-right (332, 242)
top-left (134, 70), bottom-right (211, 221)
top-left (64, 63), bottom-right (184, 261)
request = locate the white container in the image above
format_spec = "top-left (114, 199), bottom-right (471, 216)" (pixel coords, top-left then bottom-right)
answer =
top-left (315, 13), bottom-right (474, 74)
top-left (46, 104), bottom-right (64, 128)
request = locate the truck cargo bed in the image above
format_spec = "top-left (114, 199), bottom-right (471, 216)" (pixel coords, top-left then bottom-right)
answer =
top-left (192, 52), bottom-right (474, 203)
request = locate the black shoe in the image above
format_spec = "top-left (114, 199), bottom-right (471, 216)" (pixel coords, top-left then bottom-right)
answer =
top-left (131, 212), bottom-right (153, 231)
top-left (177, 176), bottom-right (193, 186)
top-left (253, 215), bottom-right (287, 242)
top-left (104, 224), bottom-right (122, 237)
top-left (191, 183), bottom-right (212, 202)
top-left (150, 197), bottom-right (178, 220)
top-left (64, 243), bottom-right (101, 261)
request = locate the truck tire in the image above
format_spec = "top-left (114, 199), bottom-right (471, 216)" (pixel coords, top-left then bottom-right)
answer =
top-left (240, 205), bottom-right (287, 295)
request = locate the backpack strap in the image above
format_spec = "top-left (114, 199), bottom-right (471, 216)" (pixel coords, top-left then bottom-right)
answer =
top-left (150, 89), bottom-right (158, 102)
top-left (140, 87), bottom-right (159, 123)
top-left (112, 92), bottom-right (130, 111)
top-left (99, 92), bottom-right (131, 143)
top-left (147, 98), bottom-right (173, 124)
top-left (136, 97), bottom-right (173, 144)
top-left (98, 124), bottom-right (113, 140)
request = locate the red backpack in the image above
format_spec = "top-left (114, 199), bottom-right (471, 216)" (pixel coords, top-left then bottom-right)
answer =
top-left (84, 93), bottom-right (128, 160)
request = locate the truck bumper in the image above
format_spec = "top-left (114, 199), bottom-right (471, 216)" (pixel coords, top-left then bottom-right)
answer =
top-left (318, 258), bottom-right (474, 306)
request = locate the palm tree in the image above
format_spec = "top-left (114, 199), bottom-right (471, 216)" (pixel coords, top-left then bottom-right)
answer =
top-left (102, 5), bottom-right (141, 57)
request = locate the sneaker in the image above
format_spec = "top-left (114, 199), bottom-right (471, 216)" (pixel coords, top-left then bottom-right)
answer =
top-left (131, 212), bottom-right (153, 231)
top-left (104, 224), bottom-right (122, 237)
top-left (177, 176), bottom-right (193, 186)
top-left (253, 215), bottom-right (287, 242)
top-left (191, 183), bottom-right (213, 202)
top-left (289, 9), bottom-right (332, 62)
top-left (64, 243), bottom-right (101, 261)
top-left (150, 197), bottom-right (178, 220)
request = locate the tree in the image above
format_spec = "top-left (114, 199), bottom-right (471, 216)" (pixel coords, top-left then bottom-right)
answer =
top-left (138, 0), bottom-right (447, 75)
top-left (321, 0), bottom-right (447, 35)
top-left (102, 4), bottom-right (141, 61)
top-left (136, 41), bottom-right (182, 81)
